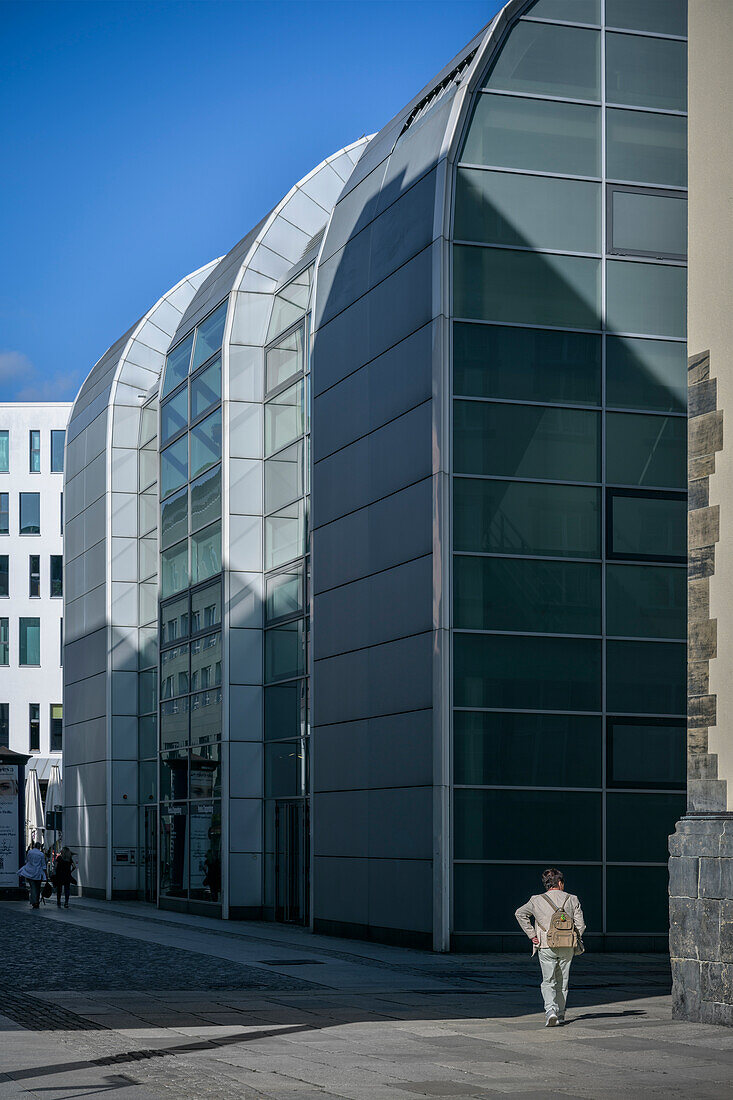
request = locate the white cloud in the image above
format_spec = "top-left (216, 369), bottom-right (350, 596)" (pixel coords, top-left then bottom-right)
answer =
top-left (0, 350), bottom-right (35, 385)
top-left (0, 350), bottom-right (82, 402)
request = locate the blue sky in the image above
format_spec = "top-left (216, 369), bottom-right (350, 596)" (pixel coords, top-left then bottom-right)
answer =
top-left (0, 0), bottom-right (502, 403)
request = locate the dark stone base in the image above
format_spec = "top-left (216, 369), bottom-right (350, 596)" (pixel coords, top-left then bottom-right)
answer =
top-left (313, 917), bottom-right (432, 950)
top-left (669, 813), bottom-right (733, 1025)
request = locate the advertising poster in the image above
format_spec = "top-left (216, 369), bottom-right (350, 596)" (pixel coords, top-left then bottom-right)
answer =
top-left (0, 764), bottom-right (19, 888)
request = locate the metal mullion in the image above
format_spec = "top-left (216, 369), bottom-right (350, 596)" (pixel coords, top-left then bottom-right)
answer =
top-left (454, 550), bottom-right (601, 565)
top-left (454, 316), bottom-right (687, 343)
top-left (454, 628), bottom-right (602, 640)
top-left (457, 472), bottom-right (601, 488)
top-left (453, 706), bottom-right (603, 716)
top-left (600, 0), bottom-right (608, 937)
top-left (454, 393), bottom-right (600, 411)
top-left (457, 161), bottom-right (601, 184)
top-left (521, 16), bottom-right (600, 30)
top-left (478, 88), bottom-right (601, 108)
top-left (605, 101), bottom-right (687, 117)
top-left (604, 26), bottom-right (688, 44)
top-left (454, 239), bottom-right (602, 260)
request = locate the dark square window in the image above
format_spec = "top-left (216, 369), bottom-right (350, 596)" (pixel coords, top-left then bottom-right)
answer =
top-left (0, 493), bottom-right (8, 535)
top-left (0, 703), bottom-right (8, 748)
top-left (0, 556), bottom-right (8, 598)
top-left (29, 430), bottom-right (40, 473)
top-left (50, 430), bottom-right (65, 473)
top-left (20, 493), bottom-right (40, 535)
top-left (29, 703), bottom-right (40, 752)
top-left (606, 488), bottom-right (686, 562)
top-left (50, 704), bottom-right (62, 752)
top-left (50, 555), bottom-right (63, 598)
top-left (29, 555), bottom-right (40, 598)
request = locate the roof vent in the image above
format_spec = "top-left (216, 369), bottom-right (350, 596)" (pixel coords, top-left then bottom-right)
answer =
top-left (399, 49), bottom-right (477, 137)
top-left (299, 225), bottom-right (326, 262)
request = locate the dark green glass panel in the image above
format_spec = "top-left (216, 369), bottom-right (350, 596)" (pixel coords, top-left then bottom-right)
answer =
top-left (454, 789), bottom-right (602, 860)
top-left (606, 32), bottom-right (686, 112)
top-left (455, 245), bottom-right (600, 329)
top-left (455, 168), bottom-right (600, 253)
top-left (265, 741), bottom-right (304, 798)
top-left (454, 323), bottom-right (601, 405)
top-left (454, 633), bottom-right (602, 710)
top-left (463, 95), bottom-right (600, 177)
top-left (264, 681), bottom-right (305, 741)
top-left (266, 565), bottom-right (303, 623)
top-left (609, 492), bottom-right (686, 559)
top-left (454, 862), bottom-right (602, 934)
top-left (606, 412), bottom-right (686, 488)
top-left (607, 260), bottom-right (686, 338)
top-left (606, 640), bottom-right (686, 714)
top-left (606, 564), bottom-right (686, 638)
top-left (610, 190), bottom-right (687, 258)
top-left (484, 21), bottom-right (599, 100)
top-left (454, 401), bottom-right (600, 482)
top-left (454, 556), bottom-right (601, 634)
top-left (162, 332), bottom-right (193, 399)
top-left (161, 594), bottom-right (189, 646)
top-left (606, 0), bottom-right (686, 37)
top-left (454, 711), bottom-right (602, 787)
top-left (608, 719), bottom-right (686, 788)
top-left (160, 437), bottom-right (187, 500)
top-left (607, 109), bottom-right (687, 187)
top-left (138, 714), bottom-right (157, 759)
top-left (606, 865), bottom-right (671, 933)
top-left (529, 0), bottom-right (600, 22)
top-left (606, 336), bottom-right (686, 412)
top-left (265, 621), bottom-right (305, 683)
top-left (454, 478), bottom-right (601, 558)
top-left (160, 487), bottom-right (187, 550)
top-left (606, 792), bottom-right (686, 862)
top-left (160, 751), bottom-right (188, 802)
top-left (161, 643), bottom-right (188, 700)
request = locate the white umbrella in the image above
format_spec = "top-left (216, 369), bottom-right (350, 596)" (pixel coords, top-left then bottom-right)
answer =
top-left (44, 764), bottom-right (62, 849)
top-left (25, 767), bottom-right (44, 849)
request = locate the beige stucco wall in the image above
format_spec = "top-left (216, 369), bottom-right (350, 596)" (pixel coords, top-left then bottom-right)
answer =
top-left (690, 1), bottom-right (733, 806)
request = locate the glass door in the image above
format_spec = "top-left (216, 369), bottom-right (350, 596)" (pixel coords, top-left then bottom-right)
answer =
top-left (275, 799), bottom-right (308, 924)
top-left (143, 804), bottom-right (158, 904)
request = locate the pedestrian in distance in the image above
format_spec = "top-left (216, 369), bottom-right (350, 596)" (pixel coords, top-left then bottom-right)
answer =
top-left (17, 841), bottom-right (47, 909)
top-left (515, 867), bottom-right (586, 1028)
top-left (53, 846), bottom-right (76, 909)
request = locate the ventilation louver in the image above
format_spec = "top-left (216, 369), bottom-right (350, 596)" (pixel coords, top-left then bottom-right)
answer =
top-left (399, 49), bottom-right (478, 137)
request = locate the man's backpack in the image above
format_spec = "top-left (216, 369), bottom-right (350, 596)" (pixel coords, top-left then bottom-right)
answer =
top-left (542, 894), bottom-right (577, 949)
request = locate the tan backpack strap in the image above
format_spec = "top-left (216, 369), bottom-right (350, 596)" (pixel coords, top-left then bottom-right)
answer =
top-left (543, 893), bottom-right (561, 913)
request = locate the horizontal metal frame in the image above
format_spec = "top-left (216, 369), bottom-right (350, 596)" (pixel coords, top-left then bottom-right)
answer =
top-left (454, 628), bottom-right (686, 644)
top-left (454, 549), bottom-right (686, 568)
top-left (453, 393), bottom-right (686, 417)
top-left (454, 314), bottom-right (686, 341)
top-left (606, 715), bottom-right (686, 790)
top-left (477, 87), bottom-right (687, 117)
top-left (454, 784), bottom-right (684, 795)
top-left (522, 16), bottom-right (687, 44)
top-left (453, 706), bottom-right (685, 719)
top-left (456, 237), bottom-right (686, 267)
top-left (606, 486), bottom-right (687, 563)
top-left (456, 472), bottom-right (685, 493)
top-left (606, 182), bottom-right (687, 261)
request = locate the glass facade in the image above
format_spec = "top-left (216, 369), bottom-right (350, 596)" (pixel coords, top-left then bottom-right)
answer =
top-left (451, 0), bottom-right (686, 944)
top-left (263, 269), bottom-right (312, 921)
top-left (156, 302), bottom-right (225, 911)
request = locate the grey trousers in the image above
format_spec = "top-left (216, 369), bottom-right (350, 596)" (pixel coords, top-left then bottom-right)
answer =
top-left (538, 947), bottom-right (574, 1016)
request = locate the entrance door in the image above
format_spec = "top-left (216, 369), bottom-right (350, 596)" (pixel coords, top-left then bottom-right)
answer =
top-left (143, 805), bottom-right (158, 904)
top-left (274, 800), bottom-right (308, 924)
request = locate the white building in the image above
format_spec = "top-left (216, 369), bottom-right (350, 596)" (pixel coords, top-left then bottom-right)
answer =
top-left (0, 404), bottom-right (71, 793)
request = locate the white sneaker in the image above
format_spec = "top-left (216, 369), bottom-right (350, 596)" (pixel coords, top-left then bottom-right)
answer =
top-left (545, 1010), bottom-right (559, 1027)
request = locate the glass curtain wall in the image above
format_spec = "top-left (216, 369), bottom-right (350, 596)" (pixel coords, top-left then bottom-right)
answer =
top-left (137, 400), bottom-right (159, 897)
top-left (263, 266), bottom-right (311, 922)
top-left (158, 300), bottom-right (225, 911)
top-left (452, 0), bottom-right (687, 947)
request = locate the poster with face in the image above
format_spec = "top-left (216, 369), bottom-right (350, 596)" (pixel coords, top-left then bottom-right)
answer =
top-left (0, 764), bottom-right (19, 887)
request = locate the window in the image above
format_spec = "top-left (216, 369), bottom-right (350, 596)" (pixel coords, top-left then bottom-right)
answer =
top-left (265, 380), bottom-right (305, 456)
top-left (0, 493), bottom-right (8, 534)
top-left (29, 555), bottom-right (40, 598)
top-left (455, 864), bottom-right (602, 935)
top-left (29, 703), bottom-right (40, 752)
top-left (50, 704), bottom-right (62, 752)
top-left (50, 430), bottom-right (65, 473)
top-left (29, 430), bottom-right (40, 473)
top-left (606, 639), bottom-right (686, 714)
top-left (0, 431), bottom-right (8, 473)
top-left (265, 500), bottom-right (304, 570)
top-left (60, 618), bottom-right (63, 666)
top-left (606, 793), bottom-right (686, 862)
top-left (266, 326), bottom-right (305, 394)
top-left (607, 489), bottom-right (686, 561)
top-left (606, 564), bottom-right (685, 639)
top-left (463, 94), bottom-right (600, 177)
top-left (605, 0), bottom-right (686, 36)
top-left (162, 331), bottom-right (194, 399)
top-left (454, 245), bottom-right (601, 330)
top-left (266, 565), bottom-right (304, 624)
top-left (161, 541), bottom-right (188, 599)
top-left (484, 21), bottom-right (600, 102)
top-left (453, 324), bottom-right (601, 406)
top-left (607, 109), bottom-right (686, 188)
top-left (265, 620), bottom-right (306, 682)
top-left (0, 703), bottom-right (8, 748)
top-left (19, 618), bottom-right (40, 666)
top-left (606, 259), bottom-right (686, 339)
top-left (161, 487), bottom-right (188, 550)
top-left (0, 619), bottom-right (8, 665)
top-left (606, 32), bottom-right (686, 113)
top-left (0, 557), bottom-right (7, 598)
top-left (608, 186), bottom-right (687, 260)
top-left (50, 555), bottom-right (63, 598)
top-left (190, 356), bottom-right (221, 421)
top-left (160, 437), bottom-right (188, 500)
top-left (607, 718), bottom-right (686, 789)
top-left (529, 0), bottom-right (600, 21)
top-left (606, 413), bottom-right (686, 489)
top-left (60, 492), bottom-right (63, 535)
top-left (190, 521), bottom-right (221, 585)
top-left (265, 441), bottom-right (303, 514)
top-left (191, 301), bottom-right (227, 372)
top-left (455, 788), bottom-right (602, 862)
top-left (606, 336), bottom-right (686, 413)
top-left (454, 168), bottom-right (601, 254)
top-left (161, 387), bottom-right (188, 445)
top-left (189, 409), bottom-right (222, 480)
top-left (190, 465), bottom-right (221, 533)
top-left (19, 493), bottom-right (40, 534)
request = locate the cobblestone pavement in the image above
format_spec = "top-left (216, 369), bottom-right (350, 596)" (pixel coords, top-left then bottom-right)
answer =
top-left (1, 900), bottom-right (732, 1100)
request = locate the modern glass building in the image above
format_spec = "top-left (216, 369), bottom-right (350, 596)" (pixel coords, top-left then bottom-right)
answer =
top-left (65, 0), bottom-right (687, 950)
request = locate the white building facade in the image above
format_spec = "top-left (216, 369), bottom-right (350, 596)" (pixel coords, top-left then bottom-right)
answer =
top-left (0, 404), bottom-right (71, 789)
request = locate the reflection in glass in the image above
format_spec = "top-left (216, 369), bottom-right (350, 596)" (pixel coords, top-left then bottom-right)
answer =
top-left (138, 760), bottom-right (156, 803)
top-left (454, 323), bottom-right (601, 406)
top-left (606, 32), bottom-right (686, 112)
top-left (455, 788), bottom-right (602, 861)
top-left (528, 0), bottom-right (600, 23)
top-left (607, 719), bottom-right (686, 788)
top-left (160, 803), bottom-right (188, 898)
top-left (266, 566), bottom-right (303, 623)
top-left (266, 324), bottom-right (305, 393)
top-left (607, 564), bottom-right (685, 639)
top-left (455, 169), bottom-right (600, 254)
top-left (454, 477), bottom-right (601, 558)
top-left (606, 0), bottom-right (686, 38)
top-left (138, 714), bottom-right (157, 758)
top-left (265, 380), bottom-right (304, 456)
top-left (161, 594), bottom-right (189, 646)
top-left (162, 333), bottom-right (193, 398)
top-left (191, 301), bottom-right (227, 372)
top-left (265, 620), bottom-right (306, 683)
top-left (610, 190), bottom-right (687, 258)
top-left (160, 750), bottom-right (188, 801)
top-left (265, 500), bottom-right (304, 569)
top-left (190, 743), bottom-right (221, 798)
top-left (190, 688), bottom-right (222, 745)
top-left (265, 441), bottom-right (303, 514)
top-left (606, 336), bottom-right (686, 412)
top-left (454, 245), bottom-right (600, 329)
top-left (139, 490), bottom-right (157, 537)
top-left (190, 632), bottom-right (221, 692)
top-left (454, 632), bottom-right (602, 711)
top-left (139, 444), bottom-right (157, 492)
top-left (606, 639), bottom-right (686, 714)
top-left (607, 109), bottom-right (686, 187)
top-left (609, 491), bottom-right (686, 560)
top-left (267, 269), bottom-right (311, 342)
top-left (161, 386), bottom-right (188, 445)
top-left (606, 260), bottom-right (686, 339)
top-left (138, 669), bottom-right (157, 714)
top-left (190, 357), bottom-right (221, 421)
top-left (606, 866), bottom-right (670, 934)
top-left (463, 94), bottom-right (600, 177)
top-left (190, 409), bottom-right (222, 480)
top-left (19, 493), bottom-right (40, 535)
top-left (161, 540), bottom-right (187, 598)
top-left (454, 401), bottom-right (600, 482)
top-left (191, 521), bottom-right (221, 585)
top-left (606, 412), bottom-right (686, 488)
top-left (161, 644), bottom-right (188, 700)
top-left (160, 437), bottom-right (188, 500)
top-left (190, 465), bottom-right (221, 533)
top-left (454, 711), bottom-right (602, 787)
top-left (485, 21), bottom-right (600, 101)
top-left (19, 618), bottom-right (40, 665)
top-left (188, 801), bottom-right (221, 902)
top-left (454, 556), bottom-right (601, 634)
top-left (191, 582), bottom-right (222, 634)
top-left (606, 792), bottom-right (686, 863)
top-left (264, 681), bottom-right (306, 741)
top-left (161, 487), bottom-right (187, 550)
top-left (455, 863), bottom-right (602, 935)
top-left (265, 741), bottom-right (304, 797)
top-left (160, 696), bottom-right (189, 750)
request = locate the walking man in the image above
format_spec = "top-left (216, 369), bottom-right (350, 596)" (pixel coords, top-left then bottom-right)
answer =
top-left (515, 867), bottom-right (585, 1027)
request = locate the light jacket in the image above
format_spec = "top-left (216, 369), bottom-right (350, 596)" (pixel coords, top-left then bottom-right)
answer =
top-left (18, 848), bottom-right (47, 881)
top-left (515, 890), bottom-right (586, 952)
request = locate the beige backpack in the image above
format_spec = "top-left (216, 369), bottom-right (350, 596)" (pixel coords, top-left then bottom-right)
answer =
top-left (542, 893), bottom-right (577, 949)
